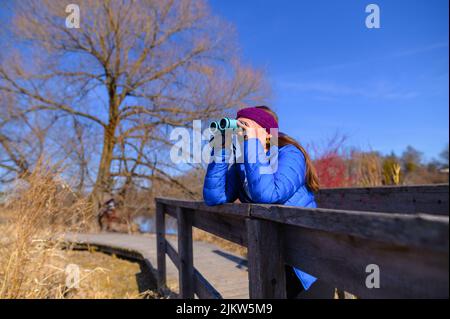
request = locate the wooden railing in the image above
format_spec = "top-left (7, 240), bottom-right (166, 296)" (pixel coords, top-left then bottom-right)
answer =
top-left (155, 184), bottom-right (449, 299)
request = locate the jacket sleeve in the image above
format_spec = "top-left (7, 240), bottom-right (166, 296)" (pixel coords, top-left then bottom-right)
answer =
top-left (203, 148), bottom-right (239, 206)
top-left (244, 138), bottom-right (306, 204)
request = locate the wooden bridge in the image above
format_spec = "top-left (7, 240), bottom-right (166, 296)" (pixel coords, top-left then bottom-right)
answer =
top-left (65, 184), bottom-right (449, 299)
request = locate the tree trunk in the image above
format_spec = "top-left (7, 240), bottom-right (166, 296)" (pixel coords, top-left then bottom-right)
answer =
top-left (91, 95), bottom-right (119, 206)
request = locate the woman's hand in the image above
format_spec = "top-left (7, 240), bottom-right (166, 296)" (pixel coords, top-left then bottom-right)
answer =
top-left (237, 119), bottom-right (257, 139)
top-left (237, 117), bottom-right (271, 149)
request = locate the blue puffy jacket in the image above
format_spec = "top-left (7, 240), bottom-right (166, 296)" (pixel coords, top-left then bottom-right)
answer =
top-left (203, 137), bottom-right (318, 290)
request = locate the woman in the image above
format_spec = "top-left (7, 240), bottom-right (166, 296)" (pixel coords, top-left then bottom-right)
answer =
top-left (203, 106), bottom-right (321, 298)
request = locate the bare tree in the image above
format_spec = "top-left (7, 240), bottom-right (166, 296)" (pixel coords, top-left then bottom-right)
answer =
top-left (51, 116), bottom-right (97, 194)
top-left (439, 144), bottom-right (449, 169)
top-left (0, 0), bottom-right (266, 203)
top-left (0, 92), bottom-right (59, 183)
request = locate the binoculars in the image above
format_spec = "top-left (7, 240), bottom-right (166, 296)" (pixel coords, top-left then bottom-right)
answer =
top-left (209, 117), bottom-right (239, 134)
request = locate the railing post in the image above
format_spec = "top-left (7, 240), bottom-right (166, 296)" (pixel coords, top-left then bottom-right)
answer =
top-left (155, 202), bottom-right (166, 292)
top-left (246, 218), bottom-right (286, 299)
top-left (177, 207), bottom-right (195, 298)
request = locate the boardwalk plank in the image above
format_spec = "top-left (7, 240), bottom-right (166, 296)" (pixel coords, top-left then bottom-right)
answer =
top-left (63, 232), bottom-right (249, 299)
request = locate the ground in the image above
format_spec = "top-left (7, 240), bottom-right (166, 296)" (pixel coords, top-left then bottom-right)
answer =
top-left (0, 207), bottom-right (161, 299)
top-left (56, 249), bottom-right (159, 299)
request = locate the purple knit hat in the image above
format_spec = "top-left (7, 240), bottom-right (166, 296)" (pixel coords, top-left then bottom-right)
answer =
top-left (236, 107), bottom-right (279, 134)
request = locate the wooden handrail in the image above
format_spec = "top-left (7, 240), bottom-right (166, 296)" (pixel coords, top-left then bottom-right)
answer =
top-left (155, 185), bottom-right (449, 299)
top-left (316, 184), bottom-right (449, 215)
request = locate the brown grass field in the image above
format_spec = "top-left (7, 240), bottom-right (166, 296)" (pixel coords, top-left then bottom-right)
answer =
top-left (0, 163), bottom-right (164, 299)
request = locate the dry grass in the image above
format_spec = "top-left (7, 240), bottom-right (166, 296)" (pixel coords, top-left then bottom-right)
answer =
top-left (0, 163), bottom-right (88, 298)
top-left (0, 161), bottom-right (151, 299)
top-left (350, 151), bottom-right (383, 187)
top-left (53, 250), bottom-right (159, 299)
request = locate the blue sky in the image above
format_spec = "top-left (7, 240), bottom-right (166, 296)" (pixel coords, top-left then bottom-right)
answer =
top-left (210, 0), bottom-right (449, 161)
top-left (0, 1), bottom-right (447, 163)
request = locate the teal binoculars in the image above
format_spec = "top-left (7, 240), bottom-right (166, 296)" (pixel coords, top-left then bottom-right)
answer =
top-left (209, 117), bottom-right (239, 134)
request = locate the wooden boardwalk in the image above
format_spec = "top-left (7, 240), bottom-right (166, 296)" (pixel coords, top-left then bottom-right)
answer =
top-left (62, 185), bottom-right (448, 299)
top-left (63, 232), bottom-right (249, 298)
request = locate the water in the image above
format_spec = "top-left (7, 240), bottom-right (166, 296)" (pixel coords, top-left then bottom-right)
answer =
top-left (133, 215), bottom-right (177, 235)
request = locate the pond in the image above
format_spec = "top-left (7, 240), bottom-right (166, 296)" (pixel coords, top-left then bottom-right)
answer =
top-left (133, 215), bottom-right (177, 235)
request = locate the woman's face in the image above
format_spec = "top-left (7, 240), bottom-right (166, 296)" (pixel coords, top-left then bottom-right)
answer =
top-left (237, 117), bottom-right (272, 149)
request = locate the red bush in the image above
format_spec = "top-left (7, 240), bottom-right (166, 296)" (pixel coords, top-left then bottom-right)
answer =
top-left (308, 133), bottom-right (351, 188)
